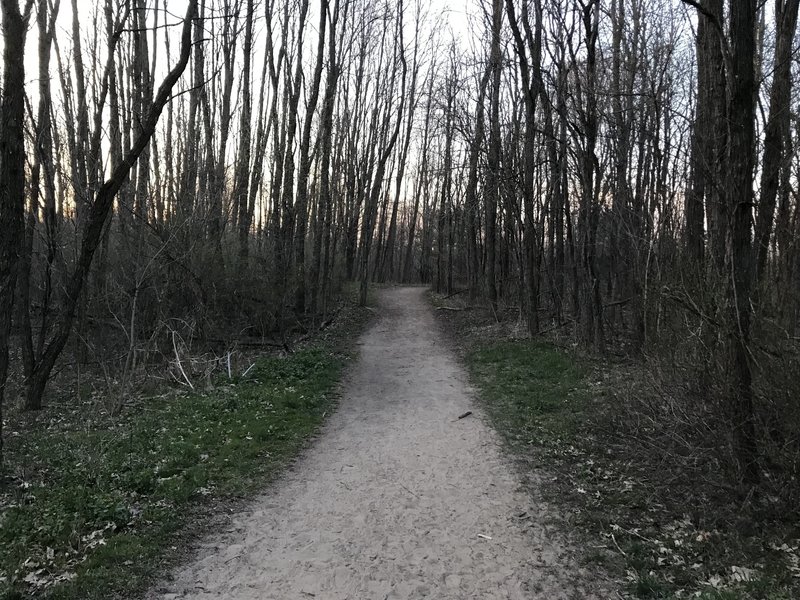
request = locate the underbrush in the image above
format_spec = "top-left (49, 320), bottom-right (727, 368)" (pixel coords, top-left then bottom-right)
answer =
top-left (0, 293), bottom-right (372, 600)
top-left (430, 291), bottom-right (800, 600)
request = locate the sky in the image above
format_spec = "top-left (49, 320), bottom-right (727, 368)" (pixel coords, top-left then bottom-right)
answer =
top-left (16, 0), bottom-right (475, 89)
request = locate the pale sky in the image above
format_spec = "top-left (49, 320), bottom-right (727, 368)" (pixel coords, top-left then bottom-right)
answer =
top-left (19, 0), bottom-right (476, 88)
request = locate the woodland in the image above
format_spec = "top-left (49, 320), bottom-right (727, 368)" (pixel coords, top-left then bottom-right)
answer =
top-left (1, 0), bottom-right (800, 594)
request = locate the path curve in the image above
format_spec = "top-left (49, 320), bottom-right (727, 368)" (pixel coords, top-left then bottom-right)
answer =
top-left (153, 287), bottom-right (602, 599)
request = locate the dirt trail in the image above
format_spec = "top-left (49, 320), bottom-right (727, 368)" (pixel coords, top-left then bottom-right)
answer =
top-left (153, 287), bottom-right (605, 599)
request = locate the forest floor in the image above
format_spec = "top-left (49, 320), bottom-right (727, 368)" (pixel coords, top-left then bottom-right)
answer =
top-left (431, 291), bottom-right (800, 600)
top-left (0, 289), bottom-right (373, 599)
top-left (149, 286), bottom-right (611, 599)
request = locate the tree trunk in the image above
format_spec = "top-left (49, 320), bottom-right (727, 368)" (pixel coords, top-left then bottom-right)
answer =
top-left (0, 0), bottom-right (29, 462)
top-left (753, 0), bottom-right (799, 289)
top-left (486, 0), bottom-right (503, 315)
top-left (506, 0), bottom-right (542, 335)
top-left (311, 0), bottom-right (341, 315)
top-left (235, 0), bottom-right (254, 262)
top-left (725, 0), bottom-right (759, 485)
top-left (293, 0), bottom-right (328, 312)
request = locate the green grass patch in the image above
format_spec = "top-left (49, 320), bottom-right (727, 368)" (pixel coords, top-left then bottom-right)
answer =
top-left (458, 334), bottom-right (799, 600)
top-left (467, 340), bottom-right (588, 450)
top-left (0, 346), bottom-right (354, 599)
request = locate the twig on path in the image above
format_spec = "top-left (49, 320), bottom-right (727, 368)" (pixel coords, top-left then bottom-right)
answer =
top-left (398, 482), bottom-right (419, 498)
top-left (457, 411), bottom-right (473, 420)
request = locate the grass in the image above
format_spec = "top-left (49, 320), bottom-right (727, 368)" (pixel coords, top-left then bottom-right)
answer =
top-left (432, 292), bottom-right (800, 600)
top-left (0, 299), bottom-right (372, 599)
top-left (467, 340), bottom-right (588, 449)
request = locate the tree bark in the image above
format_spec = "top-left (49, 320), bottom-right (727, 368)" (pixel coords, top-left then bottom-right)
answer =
top-left (753, 0), bottom-right (799, 289)
top-left (293, 0), bottom-right (328, 312)
top-left (505, 0), bottom-right (542, 334)
top-left (486, 0), bottom-right (503, 315)
top-left (0, 0), bottom-right (31, 463)
top-left (725, 0), bottom-right (759, 484)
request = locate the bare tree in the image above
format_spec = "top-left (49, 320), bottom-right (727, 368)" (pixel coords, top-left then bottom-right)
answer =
top-left (485, 0), bottom-right (503, 314)
top-left (357, 0), bottom-right (408, 306)
top-left (23, 0), bottom-right (199, 410)
top-left (506, 0), bottom-right (543, 334)
top-left (293, 0), bottom-right (330, 311)
top-left (753, 0), bottom-right (800, 289)
top-left (234, 0), bottom-right (255, 261)
top-left (0, 0), bottom-right (32, 462)
top-left (725, 0), bottom-right (759, 484)
top-left (19, 0), bottom-right (61, 397)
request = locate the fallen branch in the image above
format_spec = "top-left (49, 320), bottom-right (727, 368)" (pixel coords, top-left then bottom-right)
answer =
top-left (318, 308), bottom-right (340, 331)
top-left (610, 533), bottom-right (627, 557)
top-left (538, 317), bottom-right (577, 334)
top-left (603, 297), bottom-right (632, 309)
top-left (443, 288), bottom-right (470, 300)
top-left (199, 337), bottom-right (286, 348)
top-left (172, 331), bottom-right (194, 390)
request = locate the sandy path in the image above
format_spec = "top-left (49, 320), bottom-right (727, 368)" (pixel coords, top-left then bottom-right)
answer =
top-left (152, 287), bottom-right (604, 599)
